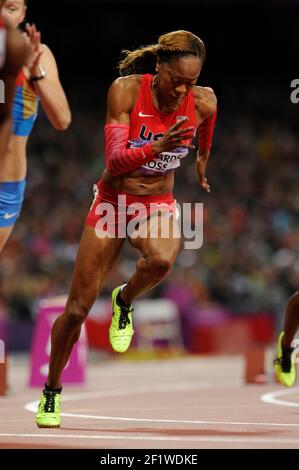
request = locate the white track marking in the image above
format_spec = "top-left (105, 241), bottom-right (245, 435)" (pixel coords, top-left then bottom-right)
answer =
top-left (261, 388), bottom-right (299, 407)
top-left (25, 386), bottom-right (299, 428)
top-left (56, 382), bottom-right (211, 401)
top-left (25, 382), bottom-right (210, 413)
top-left (25, 382), bottom-right (210, 412)
top-left (44, 413), bottom-right (299, 427)
top-left (1, 432), bottom-right (299, 445)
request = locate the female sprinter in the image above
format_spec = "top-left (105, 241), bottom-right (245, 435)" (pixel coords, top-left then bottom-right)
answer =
top-left (0, 0), bottom-right (71, 251)
top-left (36, 30), bottom-right (217, 428)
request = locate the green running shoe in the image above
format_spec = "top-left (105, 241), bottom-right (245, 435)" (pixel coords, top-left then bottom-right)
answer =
top-left (109, 284), bottom-right (134, 353)
top-left (36, 389), bottom-right (61, 428)
top-left (274, 331), bottom-right (296, 387)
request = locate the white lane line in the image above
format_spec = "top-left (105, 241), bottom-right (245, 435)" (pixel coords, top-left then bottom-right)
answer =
top-left (47, 413), bottom-right (299, 427)
top-left (1, 433), bottom-right (299, 445)
top-left (261, 388), bottom-right (299, 407)
top-left (26, 382), bottom-right (211, 408)
top-left (25, 382), bottom-right (211, 414)
top-left (25, 386), bottom-right (299, 428)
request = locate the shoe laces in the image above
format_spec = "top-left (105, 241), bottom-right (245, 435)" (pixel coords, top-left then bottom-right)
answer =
top-left (274, 347), bottom-right (294, 373)
top-left (119, 306), bottom-right (133, 330)
top-left (43, 391), bottom-right (57, 413)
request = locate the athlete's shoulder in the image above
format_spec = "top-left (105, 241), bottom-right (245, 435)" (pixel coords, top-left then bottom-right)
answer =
top-left (109, 74), bottom-right (142, 95)
top-left (107, 75), bottom-right (143, 119)
top-left (108, 75), bottom-right (142, 110)
top-left (193, 86), bottom-right (217, 119)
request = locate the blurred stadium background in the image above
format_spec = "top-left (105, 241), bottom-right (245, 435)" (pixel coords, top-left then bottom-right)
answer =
top-left (1, 0), bottom-right (298, 360)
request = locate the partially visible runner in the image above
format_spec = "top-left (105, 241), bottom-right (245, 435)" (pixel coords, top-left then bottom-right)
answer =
top-left (0, 0), bottom-right (71, 252)
top-left (0, 0), bottom-right (26, 161)
top-left (36, 30), bottom-right (217, 428)
top-left (274, 293), bottom-right (299, 387)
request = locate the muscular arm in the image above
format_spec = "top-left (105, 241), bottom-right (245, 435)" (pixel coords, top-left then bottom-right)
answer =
top-left (194, 87), bottom-right (217, 191)
top-left (104, 76), bottom-right (154, 175)
top-left (30, 44), bottom-right (71, 131)
top-left (0, 27), bottom-right (25, 162)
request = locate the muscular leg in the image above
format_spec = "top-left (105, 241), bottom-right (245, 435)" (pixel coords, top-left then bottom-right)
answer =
top-left (282, 292), bottom-right (299, 348)
top-left (121, 212), bottom-right (181, 305)
top-left (47, 226), bottom-right (124, 389)
top-left (0, 225), bottom-right (14, 253)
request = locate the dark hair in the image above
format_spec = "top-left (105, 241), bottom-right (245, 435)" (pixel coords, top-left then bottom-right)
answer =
top-left (119, 30), bottom-right (206, 77)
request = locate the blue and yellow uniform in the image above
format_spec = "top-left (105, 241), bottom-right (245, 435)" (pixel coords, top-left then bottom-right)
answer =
top-left (0, 70), bottom-right (40, 227)
top-left (12, 69), bottom-right (39, 136)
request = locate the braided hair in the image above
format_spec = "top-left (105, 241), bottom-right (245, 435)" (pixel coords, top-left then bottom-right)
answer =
top-left (119, 30), bottom-right (206, 77)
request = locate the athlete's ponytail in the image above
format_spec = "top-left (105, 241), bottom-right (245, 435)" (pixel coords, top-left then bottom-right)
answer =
top-left (119, 44), bottom-right (159, 77)
top-left (118, 30), bottom-right (206, 77)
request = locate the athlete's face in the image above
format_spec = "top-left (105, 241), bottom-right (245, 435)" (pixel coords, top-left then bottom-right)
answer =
top-left (1, 0), bottom-right (26, 29)
top-left (156, 55), bottom-right (202, 110)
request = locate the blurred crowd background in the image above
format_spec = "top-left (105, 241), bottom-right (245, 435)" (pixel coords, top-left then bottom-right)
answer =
top-left (0, 0), bottom-right (298, 350)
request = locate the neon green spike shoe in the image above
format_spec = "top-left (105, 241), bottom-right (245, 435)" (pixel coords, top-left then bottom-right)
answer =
top-left (109, 284), bottom-right (134, 353)
top-left (274, 331), bottom-right (296, 387)
top-left (36, 390), bottom-right (61, 428)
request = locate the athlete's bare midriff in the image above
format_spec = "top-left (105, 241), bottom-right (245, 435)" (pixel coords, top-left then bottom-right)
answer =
top-left (102, 168), bottom-right (174, 195)
top-left (0, 134), bottom-right (27, 182)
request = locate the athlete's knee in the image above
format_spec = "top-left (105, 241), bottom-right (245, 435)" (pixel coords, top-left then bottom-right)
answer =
top-left (288, 292), bottom-right (299, 310)
top-left (148, 254), bottom-right (173, 280)
top-left (66, 302), bottom-right (89, 326)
